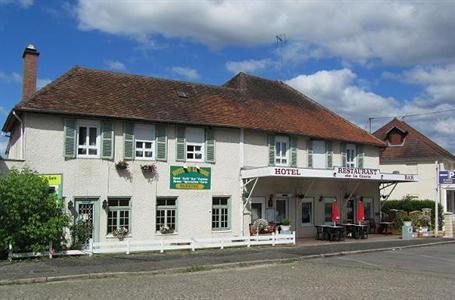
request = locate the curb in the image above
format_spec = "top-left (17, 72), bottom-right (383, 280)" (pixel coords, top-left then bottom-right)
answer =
top-left (1, 240), bottom-right (454, 286)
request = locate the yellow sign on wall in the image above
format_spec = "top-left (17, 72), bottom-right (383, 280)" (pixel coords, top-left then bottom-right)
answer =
top-left (39, 174), bottom-right (63, 203)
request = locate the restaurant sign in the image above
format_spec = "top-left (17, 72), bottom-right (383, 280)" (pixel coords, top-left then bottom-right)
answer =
top-left (439, 170), bottom-right (455, 184)
top-left (170, 166), bottom-right (211, 190)
top-left (335, 167), bottom-right (381, 180)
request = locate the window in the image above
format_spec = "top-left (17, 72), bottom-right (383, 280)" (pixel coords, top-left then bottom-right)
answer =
top-left (107, 198), bottom-right (130, 235)
top-left (346, 144), bottom-right (357, 168)
top-left (323, 197), bottom-right (335, 223)
top-left (186, 127), bottom-right (204, 162)
top-left (156, 198), bottom-right (177, 232)
top-left (275, 136), bottom-right (289, 166)
top-left (301, 199), bottom-right (313, 225)
top-left (363, 198), bottom-right (373, 220)
top-left (77, 120), bottom-right (100, 157)
top-left (135, 124), bottom-right (155, 160)
top-left (212, 197), bottom-right (230, 230)
top-left (312, 140), bottom-right (326, 168)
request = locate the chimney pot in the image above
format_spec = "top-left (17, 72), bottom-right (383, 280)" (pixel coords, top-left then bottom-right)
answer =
top-left (22, 43), bottom-right (40, 100)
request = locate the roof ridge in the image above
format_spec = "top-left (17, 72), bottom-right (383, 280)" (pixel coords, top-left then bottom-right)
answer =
top-left (75, 66), bottom-right (239, 91)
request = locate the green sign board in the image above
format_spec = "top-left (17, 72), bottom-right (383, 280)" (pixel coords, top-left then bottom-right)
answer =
top-left (170, 166), bottom-right (211, 190)
top-left (39, 174), bottom-right (63, 204)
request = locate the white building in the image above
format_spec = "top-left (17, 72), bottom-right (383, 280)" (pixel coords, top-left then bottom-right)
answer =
top-left (373, 118), bottom-right (455, 213)
top-left (0, 45), bottom-right (416, 242)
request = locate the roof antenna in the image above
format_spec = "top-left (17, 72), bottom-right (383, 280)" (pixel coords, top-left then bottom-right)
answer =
top-left (275, 34), bottom-right (287, 79)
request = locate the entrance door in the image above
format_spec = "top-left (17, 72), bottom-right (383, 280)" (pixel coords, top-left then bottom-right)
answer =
top-left (275, 198), bottom-right (288, 223)
top-left (251, 197), bottom-right (266, 222)
top-left (74, 198), bottom-right (99, 242)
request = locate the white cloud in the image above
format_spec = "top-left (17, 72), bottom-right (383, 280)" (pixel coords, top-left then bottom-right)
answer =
top-left (286, 68), bottom-right (455, 153)
top-left (286, 69), bottom-right (398, 124)
top-left (225, 59), bottom-right (273, 74)
top-left (0, 106), bottom-right (8, 116)
top-left (170, 67), bottom-right (199, 80)
top-left (37, 78), bottom-right (52, 89)
top-left (0, 0), bottom-right (33, 8)
top-left (105, 60), bottom-right (126, 71)
top-left (0, 71), bottom-right (21, 84)
top-left (75, 1), bottom-right (455, 65)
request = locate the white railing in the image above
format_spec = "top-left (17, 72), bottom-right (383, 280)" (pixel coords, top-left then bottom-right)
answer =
top-left (89, 232), bottom-right (296, 255)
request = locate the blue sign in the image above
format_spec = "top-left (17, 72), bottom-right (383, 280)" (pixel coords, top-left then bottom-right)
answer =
top-left (439, 170), bottom-right (455, 184)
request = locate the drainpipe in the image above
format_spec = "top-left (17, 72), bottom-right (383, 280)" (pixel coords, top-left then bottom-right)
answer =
top-left (12, 111), bottom-right (24, 160)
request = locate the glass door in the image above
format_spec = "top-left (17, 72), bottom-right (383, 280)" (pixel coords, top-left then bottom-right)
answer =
top-left (275, 198), bottom-right (288, 223)
top-left (74, 198), bottom-right (100, 243)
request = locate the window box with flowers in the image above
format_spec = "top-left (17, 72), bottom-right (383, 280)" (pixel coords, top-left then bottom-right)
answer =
top-left (141, 164), bottom-right (157, 176)
top-left (115, 160), bottom-right (129, 170)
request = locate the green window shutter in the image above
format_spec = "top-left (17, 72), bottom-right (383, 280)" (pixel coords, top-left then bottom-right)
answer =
top-left (64, 119), bottom-right (77, 159)
top-left (357, 145), bottom-right (364, 168)
top-left (341, 142), bottom-right (347, 167)
top-left (308, 140), bottom-right (313, 168)
top-left (205, 127), bottom-right (215, 163)
top-left (176, 126), bottom-right (186, 162)
top-left (155, 124), bottom-right (167, 161)
top-left (268, 135), bottom-right (275, 166)
top-left (101, 120), bottom-right (114, 160)
top-left (326, 141), bottom-right (333, 168)
top-left (290, 136), bottom-right (297, 167)
top-left (123, 122), bottom-right (135, 160)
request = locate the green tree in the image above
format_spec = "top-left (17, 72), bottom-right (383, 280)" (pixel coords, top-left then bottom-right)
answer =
top-left (0, 169), bottom-right (69, 256)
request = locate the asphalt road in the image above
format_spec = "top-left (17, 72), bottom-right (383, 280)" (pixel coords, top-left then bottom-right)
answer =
top-left (1, 243), bottom-right (454, 300)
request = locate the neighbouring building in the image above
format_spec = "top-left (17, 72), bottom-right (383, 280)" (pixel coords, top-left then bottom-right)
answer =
top-left (0, 45), bottom-right (417, 243)
top-left (373, 118), bottom-right (455, 213)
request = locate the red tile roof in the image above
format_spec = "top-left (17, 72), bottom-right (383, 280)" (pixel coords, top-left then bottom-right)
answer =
top-left (373, 118), bottom-right (455, 162)
top-left (5, 67), bottom-right (384, 146)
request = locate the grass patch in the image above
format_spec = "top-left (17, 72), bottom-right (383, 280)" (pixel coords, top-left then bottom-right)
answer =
top-left (185, 265), bottom-right (208, 273)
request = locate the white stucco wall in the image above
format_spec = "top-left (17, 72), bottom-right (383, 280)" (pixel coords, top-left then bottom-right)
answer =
top-left (1, 112), bottom-right (385, 242)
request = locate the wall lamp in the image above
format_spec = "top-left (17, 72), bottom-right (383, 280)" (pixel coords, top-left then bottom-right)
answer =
top-left (102, 200), bottom-right (108, 210)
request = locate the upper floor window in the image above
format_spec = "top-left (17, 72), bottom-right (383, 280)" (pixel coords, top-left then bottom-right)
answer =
top-left (186, 127), bottom-right (205, 162)
top-left (275, 136), bottom-right (289, 166)
top-left (346, 143), bottom-right (357, 168)
top-left (77, 120), bottom-right (100, 157)
top-left (134, 124), bottom-right (155, 160)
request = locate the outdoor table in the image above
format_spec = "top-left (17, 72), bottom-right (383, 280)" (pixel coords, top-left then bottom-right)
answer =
top-left (342, 224), bottom-right (368, 239)
top-left (378, 222), bottom-right (394, 234)
top-left (315, 225), bottom-right (345, 241)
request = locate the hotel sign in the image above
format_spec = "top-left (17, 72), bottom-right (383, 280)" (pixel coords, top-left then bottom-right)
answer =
top-left (170, 166), bottom-right (211, 190)
top-left (439, 170), bottom-right (455, 184)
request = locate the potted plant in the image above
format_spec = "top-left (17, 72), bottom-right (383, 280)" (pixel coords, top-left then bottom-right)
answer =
top-left (402, 215), bottom-right (412, 227)
top-left (113, 227), bottom-right (128, 241)
top-left (160, 225), bottom-right (174, 234)
top-left (280, 219), bottom-right (291, 233)
top-left (115, 160), bottom-right (129, 170)
top-left (141, 164), bottom-right (157, 175)
top-left (253, 218), bottom-right (269, 234)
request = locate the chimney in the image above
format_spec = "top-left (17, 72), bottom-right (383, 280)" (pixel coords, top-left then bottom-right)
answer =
top-left (22, 43), bottom-right (40, 100)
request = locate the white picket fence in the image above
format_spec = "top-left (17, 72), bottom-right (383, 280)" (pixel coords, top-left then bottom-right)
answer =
top-left (88, 232), bottom-right (296, 255)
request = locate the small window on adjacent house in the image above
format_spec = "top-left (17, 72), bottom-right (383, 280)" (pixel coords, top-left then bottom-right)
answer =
top-left (135, 124), bottom-right (155, 160)
top-left (275, 136), bottom-right (289, 166)
top-left (186, 127), bottom-right (204, 162)
top-left (77, 120), bottom-right (100, 157)
top-left (107, 198), bottom-right (131, 235)
top-left (212, 197), bottom-right (230, 230)
top-left (156, 198), bottom-right (177, 232)
top-left (346, 143), bottom-right (357, 168)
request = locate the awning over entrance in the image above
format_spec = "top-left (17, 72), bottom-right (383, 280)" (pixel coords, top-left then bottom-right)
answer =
top-left (241, 166), bottom-right (417, 183)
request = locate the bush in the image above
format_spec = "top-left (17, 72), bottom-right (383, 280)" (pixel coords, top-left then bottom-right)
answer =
top-left (70, 221), bottom-right (92, 250)
top-left (381, 196), bottom-right (443, 229)
top-left (0, 169), bottom-right (69, 256)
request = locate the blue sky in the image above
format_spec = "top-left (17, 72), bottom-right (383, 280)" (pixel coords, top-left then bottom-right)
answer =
top-left (1, 0), bottom-right (454, 153)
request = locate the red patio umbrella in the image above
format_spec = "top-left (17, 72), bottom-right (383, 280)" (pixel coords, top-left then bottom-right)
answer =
top-left (331, 199), bottom-right (340, 225)
top-left (357, 200), bottom-right (365, 224)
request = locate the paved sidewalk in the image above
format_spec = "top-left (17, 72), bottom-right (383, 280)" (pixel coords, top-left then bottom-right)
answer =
top-left (0, 237), bottom-right (453, 283)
